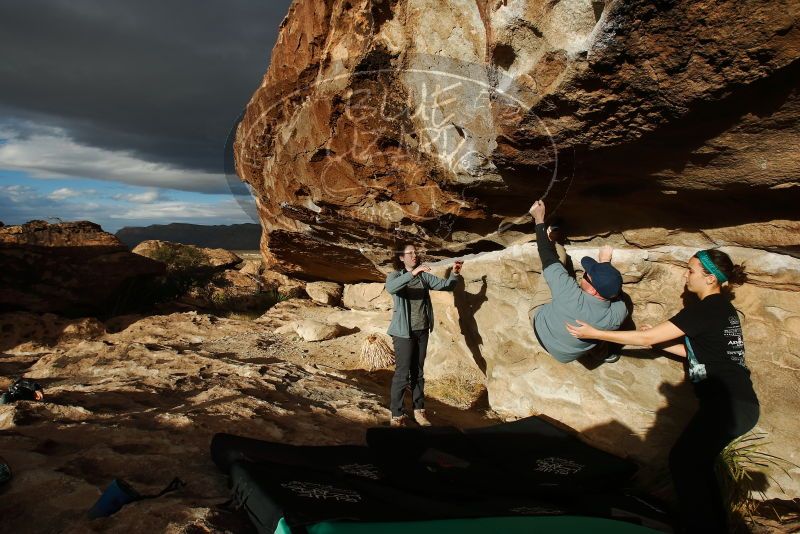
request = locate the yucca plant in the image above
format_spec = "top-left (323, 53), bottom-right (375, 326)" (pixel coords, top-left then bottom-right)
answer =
top-left (359, 334), bottom-right (395, 371)
top-left (716, 432), bottom-right (797, 526)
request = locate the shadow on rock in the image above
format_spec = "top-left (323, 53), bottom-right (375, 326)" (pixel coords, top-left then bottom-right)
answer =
top-left (340, 367), bottom-right (499, 430)
top-left (452, 273), bottom-right (489, 374)
top-left (578, 379), bottom-right (697, 509)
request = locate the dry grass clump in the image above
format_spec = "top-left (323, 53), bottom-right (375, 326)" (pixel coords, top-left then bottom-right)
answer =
top-left (359, 334), bottom-right (395, 370)
top-left (427, 373), bottom-right (486, 410)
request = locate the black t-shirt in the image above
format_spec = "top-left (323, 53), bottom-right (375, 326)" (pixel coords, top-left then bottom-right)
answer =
top-left (670, 294), bottom-right (756, 402)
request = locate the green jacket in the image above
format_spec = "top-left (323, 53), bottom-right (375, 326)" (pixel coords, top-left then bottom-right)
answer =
top-left (385, 269), bottom-right (459, 338)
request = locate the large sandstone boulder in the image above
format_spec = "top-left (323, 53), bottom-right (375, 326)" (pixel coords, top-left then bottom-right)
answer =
top-left (261, 270), bottom-right (307, 299)
top-left (0, 221), bottom-right (165, 316)
top-left (235, 0), bottom-right (799, 280)
top-left (343, 283), bottom-right (393, 311)
top-left (132, 240), bottom-right (242, 270)
top-left (0, 220), bottom-right (122, 247)
top-left (238, 258), bottom-right (264, 277)
top-left (295, 319), bottom-right (347, 342)
top-left (305, 281), bottom-right (343, 306)
top-left (228, 0), bottom-right (800, 502)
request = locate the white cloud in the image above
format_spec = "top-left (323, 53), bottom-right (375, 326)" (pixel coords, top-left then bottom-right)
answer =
top-left (0, 184), bottom-right (254, 232)
top-left (111, 199), bottom-right (247, 220)
top-left (111, 190), bottom-right (164, 203)
top-left (48, 187), bottom-right (82, 200)
top-left (0, 184), bottom-right (41, 203)
top-left (0, 126), bottom-right (229, 194)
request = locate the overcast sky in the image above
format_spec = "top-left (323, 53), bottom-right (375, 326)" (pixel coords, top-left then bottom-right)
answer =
top-left (0, 0), bottom-right (292, 232)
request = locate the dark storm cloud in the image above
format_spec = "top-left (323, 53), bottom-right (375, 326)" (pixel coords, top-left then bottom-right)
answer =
top-left (0, 0), bottom-right (292, 178)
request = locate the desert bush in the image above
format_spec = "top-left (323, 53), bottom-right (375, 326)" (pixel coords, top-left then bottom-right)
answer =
top-left (148, 244), bottom-right (206, 272)
top-left (426, 373), bottom-right (486, 410)
top-left (717, 432), bottom-right (797, 529)
top-left (214, 289), bottom-right (289, 319)
top-left (109, 245), bottom-right (218, 314)
top-left (149, 245), bottom-right (216, 296)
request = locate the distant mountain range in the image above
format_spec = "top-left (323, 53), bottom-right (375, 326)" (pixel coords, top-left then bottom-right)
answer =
top-left (116, 223), bottom-right (261, 250)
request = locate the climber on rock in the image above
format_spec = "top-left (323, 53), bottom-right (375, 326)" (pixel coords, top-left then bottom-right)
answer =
top-left (529, 199), bottom-right (627, 364)
top-left (385, 244), bottom-right (462, 427)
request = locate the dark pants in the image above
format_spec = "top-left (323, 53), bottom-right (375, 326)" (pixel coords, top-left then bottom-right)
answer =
top-left (669, 386), bottom-right (759, 533)
top-left (390, 330), bottom-right (429, 417)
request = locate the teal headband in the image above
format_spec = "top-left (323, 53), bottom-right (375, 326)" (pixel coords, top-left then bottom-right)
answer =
top-left (696, 250), bottom-right (728, 284)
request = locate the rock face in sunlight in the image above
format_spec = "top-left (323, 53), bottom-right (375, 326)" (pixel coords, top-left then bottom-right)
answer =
top-left (0, 221), bottom-right (164, 316)
top-left (415, 245), bottom-right (800, 497)
top-left (236, 0), bottom-right (799, 281)
top-left (233, 0), bottom-right (800, 501)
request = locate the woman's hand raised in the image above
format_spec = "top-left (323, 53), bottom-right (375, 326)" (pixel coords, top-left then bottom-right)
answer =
top-left (412, 264), bottom-right (431, 276)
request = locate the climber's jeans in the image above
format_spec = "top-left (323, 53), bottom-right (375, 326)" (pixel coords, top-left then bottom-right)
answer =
top-left (390, 330), bottom-right (429, 417)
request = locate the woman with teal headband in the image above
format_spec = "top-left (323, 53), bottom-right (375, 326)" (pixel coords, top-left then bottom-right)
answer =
top-left (566, 249), bottom-right (759, 533)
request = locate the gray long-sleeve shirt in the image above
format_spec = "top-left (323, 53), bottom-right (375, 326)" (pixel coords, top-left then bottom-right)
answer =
top-left (533, 229), bottom-right (627, 362)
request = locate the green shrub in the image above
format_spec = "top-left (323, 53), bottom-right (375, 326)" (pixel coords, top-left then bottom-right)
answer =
top-left (717, 432), bottom-right (797, 527)
top-left (215, 289), bottom-right (289, 320)
top-left (146, 245), bottom-right (217, 301)
top-left (148, 244), bottom-right (206, 272)
top-left (110, 244), bottom-right (292, 318)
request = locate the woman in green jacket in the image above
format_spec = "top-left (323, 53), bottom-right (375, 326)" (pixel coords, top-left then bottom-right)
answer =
top-left (385, 244), bottom-right (462, 427)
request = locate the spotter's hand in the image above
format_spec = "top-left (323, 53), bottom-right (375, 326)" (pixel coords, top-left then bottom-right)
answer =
top-left (566, 320), bottom-right (599, 339)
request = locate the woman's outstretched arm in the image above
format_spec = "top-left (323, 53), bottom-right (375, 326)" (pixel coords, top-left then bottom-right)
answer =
top-left (635, 324), bottom-right (688, 357)
top-left (566, 319), bottom-right (685, 348)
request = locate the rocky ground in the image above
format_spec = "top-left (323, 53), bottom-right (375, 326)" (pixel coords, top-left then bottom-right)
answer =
top-left (2, 300), bottom-right (798, 533)
top-left (2, 223), bottom-right (798, 532)
top-left (0, 304), bottom-right (498, 533)
top-left (3, 220), bottom-right (799, 532)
